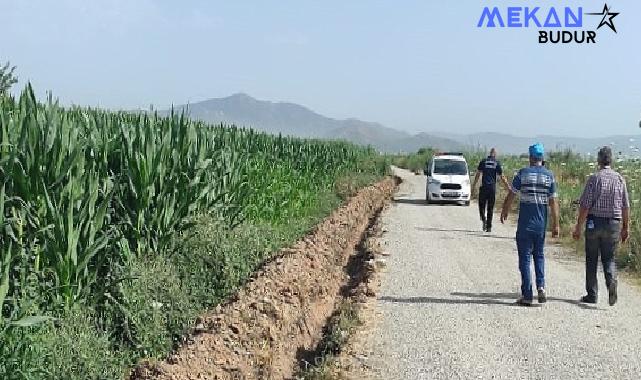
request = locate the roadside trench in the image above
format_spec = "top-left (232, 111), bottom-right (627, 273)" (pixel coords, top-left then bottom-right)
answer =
top-left (131, 176), bottom-right (398, 380)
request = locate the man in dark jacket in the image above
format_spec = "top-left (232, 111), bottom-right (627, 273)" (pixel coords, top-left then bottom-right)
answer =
top-left (473, 148), bottom-right (511, 232)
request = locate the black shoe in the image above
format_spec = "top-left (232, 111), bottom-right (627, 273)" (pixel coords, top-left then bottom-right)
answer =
top-left (580, 295), bottom-right (597, 304)
top-left (486, 226), bottom-right (492, 233)
top-left (515, 298), bottom-right (533, 306)
top-left (481, 220), bottom-right (487, 232)
top-left (608, 281), bottom-right (618, 306)
top-left (537, 288), bottom-right (547, 304)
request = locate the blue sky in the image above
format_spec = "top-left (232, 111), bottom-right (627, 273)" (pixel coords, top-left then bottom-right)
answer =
top-left (2, 0), bottom-right (640, 137)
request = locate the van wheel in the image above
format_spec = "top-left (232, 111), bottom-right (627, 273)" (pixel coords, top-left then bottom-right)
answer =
top-left (464, 201), bottom-right (470, 206)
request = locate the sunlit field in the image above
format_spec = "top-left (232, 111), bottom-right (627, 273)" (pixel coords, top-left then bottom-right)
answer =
top-left (0, 85), bottom-right (388, 378)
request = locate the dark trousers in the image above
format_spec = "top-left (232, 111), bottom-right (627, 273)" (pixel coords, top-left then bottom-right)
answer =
top-left (478, 186), bottom-right (496, 229)
top-left (585, 217), bottom-right (620, 299)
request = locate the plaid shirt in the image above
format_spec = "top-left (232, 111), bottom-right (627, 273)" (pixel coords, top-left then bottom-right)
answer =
top-left (579, 167), bottom-right (629, 219)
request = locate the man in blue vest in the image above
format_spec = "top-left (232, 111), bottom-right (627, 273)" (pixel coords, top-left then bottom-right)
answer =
top-left (472, 148), bottom-right (511, 232)
top-left (500, 143), bottom-right (560, 306)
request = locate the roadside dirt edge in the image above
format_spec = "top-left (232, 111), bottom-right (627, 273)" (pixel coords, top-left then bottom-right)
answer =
top-left (131, 176), bottom-right (398, 380)
top-left (297, 212), bottom-right (390, 380)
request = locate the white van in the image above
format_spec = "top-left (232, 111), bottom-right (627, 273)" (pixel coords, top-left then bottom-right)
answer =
top-left (424, 153), bottom-right (471, 205)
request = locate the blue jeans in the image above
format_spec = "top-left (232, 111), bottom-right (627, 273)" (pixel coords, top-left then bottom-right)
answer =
top-left (516, 230), bottom-right (546, 300)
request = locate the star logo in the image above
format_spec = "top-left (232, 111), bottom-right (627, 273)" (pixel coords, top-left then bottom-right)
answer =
top-left (587, 3), bottom-right (620, 33)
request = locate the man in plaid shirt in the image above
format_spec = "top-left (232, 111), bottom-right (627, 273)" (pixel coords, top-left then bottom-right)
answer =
top-left (573, 146), bottom-right (630, 306)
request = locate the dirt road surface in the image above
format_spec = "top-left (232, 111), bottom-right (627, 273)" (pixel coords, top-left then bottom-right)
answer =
top-left (363, 168), bottom-right (641, 380)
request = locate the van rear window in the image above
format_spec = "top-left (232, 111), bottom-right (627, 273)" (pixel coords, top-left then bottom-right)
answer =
top-left (433, 159), bottom-right (468, 175)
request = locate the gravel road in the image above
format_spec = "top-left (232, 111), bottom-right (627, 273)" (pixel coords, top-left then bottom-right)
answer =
top-left (364, 167), bottom-right (641, 380)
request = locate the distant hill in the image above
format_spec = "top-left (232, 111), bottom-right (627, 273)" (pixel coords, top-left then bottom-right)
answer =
top-left (384, 132), bottom-right (465, 153)
top-left (439, 132), bottom-right (640, 156)
top-left (327, 121), bottom-right (410, 147)
top-left (160, 94), bottom-right (639, 156)
top-left (160, 93), bottom-right (461, 152)
top-left (163, 93), bottom-right (327, 137)
top-left (164, 93), bottom-right (400, 139)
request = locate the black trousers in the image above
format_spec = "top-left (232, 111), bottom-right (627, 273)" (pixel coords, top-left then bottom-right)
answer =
top-left (478, 186), bottom-right (496, 228)
top-left (585, 217), bottom-right (620, 299)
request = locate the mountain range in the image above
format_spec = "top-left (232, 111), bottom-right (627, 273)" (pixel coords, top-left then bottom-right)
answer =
top-left (161, 94), bottom-right (640, 156)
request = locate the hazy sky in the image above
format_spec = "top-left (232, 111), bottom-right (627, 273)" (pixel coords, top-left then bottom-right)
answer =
top-left (2, 0), bottom-right (640, 137)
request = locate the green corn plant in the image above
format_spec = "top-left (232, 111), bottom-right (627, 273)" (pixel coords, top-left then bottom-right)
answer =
top-left (0, 86), bottom-right (117, 309)
top-left (0, 185), bottom-right (11, 320)
top-left (0, 83), bottom-right (383, 324)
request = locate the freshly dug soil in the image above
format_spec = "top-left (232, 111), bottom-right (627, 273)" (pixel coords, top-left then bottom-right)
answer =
top-left (299, 214), bottom-right (389, 380)
top-left (131, 177), bottom-right (397, 380)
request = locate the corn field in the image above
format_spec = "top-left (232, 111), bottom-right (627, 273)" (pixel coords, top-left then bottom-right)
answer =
top-left (0, 85), bottom-right (384, 331)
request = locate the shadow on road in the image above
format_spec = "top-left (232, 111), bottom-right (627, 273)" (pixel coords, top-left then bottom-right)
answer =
top-left (392, 198), bottom-right (427, 206)
top-left (416, 227), bottom-right (479, 233)
top-left (451, 292), bottom-right (603, 311)
top-left (379, 295), bottom-right (524, 307)
top-left (392, 198), bottom-right (468, 207)
top-left (466, 232), bottom-right (515, 241)
top-left (414, 227), bottom-right (515, 241)
top-left (379, 292), bottom-right (602, 310)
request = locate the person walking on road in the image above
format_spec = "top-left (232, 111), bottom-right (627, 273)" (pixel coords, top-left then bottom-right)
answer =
top-left (473, 148), bottom-right (511, 232)
top-left (572, 146), bottom-right (630, 306)
top-left (500, 143), bottom-right (560, 306)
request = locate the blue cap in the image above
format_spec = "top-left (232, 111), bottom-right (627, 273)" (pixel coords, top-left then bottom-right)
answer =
top-left (529, 143), bottom-right (544, 158)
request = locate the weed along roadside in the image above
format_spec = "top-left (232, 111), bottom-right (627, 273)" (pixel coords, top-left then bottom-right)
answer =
top-left (131, 177), bottom-right (398, 380)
